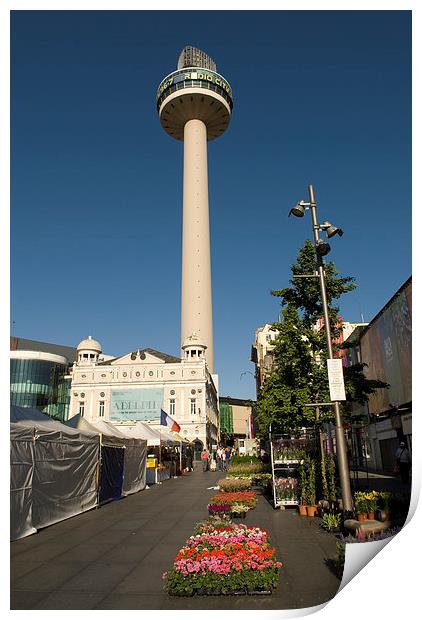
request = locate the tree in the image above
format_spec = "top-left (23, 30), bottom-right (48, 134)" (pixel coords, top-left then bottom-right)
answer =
top-left (255, 240), bottom-right (388, 437)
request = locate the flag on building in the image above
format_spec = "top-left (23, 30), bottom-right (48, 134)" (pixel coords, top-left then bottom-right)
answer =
top-left (160, 409), bottom-right (181, 433)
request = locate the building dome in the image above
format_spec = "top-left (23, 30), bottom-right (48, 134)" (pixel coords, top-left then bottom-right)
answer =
top-left (77, 336), bottom-right (102, 353)
top-left (182, 333), bottom-right (207, 350)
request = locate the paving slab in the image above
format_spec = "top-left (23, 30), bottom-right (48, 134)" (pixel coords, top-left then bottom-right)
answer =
top-left (11, 468), bottom-right (341, 610)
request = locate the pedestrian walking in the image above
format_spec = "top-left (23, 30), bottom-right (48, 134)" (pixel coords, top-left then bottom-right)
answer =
top-left (395, 441), bottom-right (411, 484)
top-left (201, 448), bottom-right (210, 472)
top-left (216, 448), bottom-right (223, 471)
top-left (221, 449), bottom-right (227, 471)
top-left (186, 445), bottom-right (194, 472)
top-left (210, 450), bottom-right (217, 471)
top-left (225, 446), bottom-right (232, 471)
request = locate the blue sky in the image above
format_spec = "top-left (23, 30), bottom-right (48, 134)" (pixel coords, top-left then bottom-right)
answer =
top-left (11, 10), bottom-right (411, 400)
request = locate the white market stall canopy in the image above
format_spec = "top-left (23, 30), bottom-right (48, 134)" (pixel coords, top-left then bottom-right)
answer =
top-left (66, 414), bottom-right (125, 447)
top-left (113, 422), bottom-right (179, 446)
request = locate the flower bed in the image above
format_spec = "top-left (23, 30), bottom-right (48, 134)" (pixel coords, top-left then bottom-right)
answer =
top-left (163, 523), bottom-right (282, 596)
top-left (194, 517), bottom-right (235, 535)
top-left (218, 478), bottom-right (252, 492)
top-left (210, 491), bottom-right (257, 509)
top-left (227, 473), bottom-right (272, 486)
top-left (228, 462), bottom-right (266, 475)
top-left (208, 503), bottom-right (232, 516)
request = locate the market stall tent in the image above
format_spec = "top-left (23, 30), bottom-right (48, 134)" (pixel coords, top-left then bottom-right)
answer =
top-left (10, 406), bottom-right (99, 541)
top-left (65, 414), bottom-right (126, 504)
top-left (65, 416), bottom-right (147, 501)
top-left (92, 420), bottom-right (147, 496)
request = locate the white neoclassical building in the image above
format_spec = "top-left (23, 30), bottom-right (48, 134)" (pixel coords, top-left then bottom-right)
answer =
top-left (68, 335), bottom-right (219, 454)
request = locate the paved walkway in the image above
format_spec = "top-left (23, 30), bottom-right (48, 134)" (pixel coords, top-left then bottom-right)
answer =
top-left (350, 469), bottom-right (412, 494)
top-left (11, 469), bottom-right (341, 610)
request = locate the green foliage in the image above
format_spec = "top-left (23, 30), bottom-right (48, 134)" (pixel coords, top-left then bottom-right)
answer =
top-left (319, 455), bottom-right (329, 501)
top-left (298, 459), bottom-right (317, 505)
top-left (255, 239), bottom-right (388, 437)
top-left (230, 455), bottom-right (261, 465)
top-left (326, 452), bottom-right (337, 501)
top-left (164, 566), bottom-right (279, 595)
top-left (321, 512), bottom-right (342, 532)
top-left (335, 542), bottom-right (346, 577)
top-left (218, 478), bottom-right (252, 492)
top-left (306, 460), bottom-right (317, 506)
top-left (298, 463), bottom-right (307, 505)
top-left (228, 462), bottom-right (266, 474)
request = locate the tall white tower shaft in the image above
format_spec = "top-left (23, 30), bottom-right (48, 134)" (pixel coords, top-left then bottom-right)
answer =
top-left (181, 119), bottom-right (214, 372)
top-left (157, 46), bottom-right (233, 373)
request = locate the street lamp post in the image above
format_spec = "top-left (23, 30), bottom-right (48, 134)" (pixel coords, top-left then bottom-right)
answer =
top-left (290, 184), bottom-right (354, 514)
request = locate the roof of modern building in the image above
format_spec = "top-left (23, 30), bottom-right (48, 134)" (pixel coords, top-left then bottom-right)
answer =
top-left (10, 337), bottom-right (78, 363)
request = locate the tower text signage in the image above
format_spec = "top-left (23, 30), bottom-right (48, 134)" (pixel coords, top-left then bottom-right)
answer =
top-left (157, 69), bottom-right (232, 101)
top-left (110, 388), bottom-right (163, 421)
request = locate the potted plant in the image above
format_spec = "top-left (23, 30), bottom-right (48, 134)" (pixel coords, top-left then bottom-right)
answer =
top-left (321, 512), bottom-right (342, 533)
top-left (326, 453), bottom-right (337, 504)
top-left (366, 492), bottom-right (378, 520)
top-left (230, 503), bottom-right (249, 519)
top-left (376, 491), bottom-right (392, 521)
top-left (354, 492), bottom-right (368, 521)
top-left (298, 464), bottom-right (308, 516)
top-left (305, 461), bottom-right (318, 517)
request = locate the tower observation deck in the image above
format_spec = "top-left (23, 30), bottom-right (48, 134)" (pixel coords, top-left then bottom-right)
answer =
top-left (157, 47), bottom-right (233, 373)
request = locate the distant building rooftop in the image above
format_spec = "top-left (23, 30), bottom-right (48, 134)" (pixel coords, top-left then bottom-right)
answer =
top-left (10, 337), bottom-right (78, 363)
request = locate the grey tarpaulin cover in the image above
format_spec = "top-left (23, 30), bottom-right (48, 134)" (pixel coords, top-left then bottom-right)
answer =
top-left (10, 406), bottom-right (100, 541)
top-left (66, 416), bottom-right (147, 496)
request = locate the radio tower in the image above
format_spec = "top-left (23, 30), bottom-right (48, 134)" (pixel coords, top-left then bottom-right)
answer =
top-left (156, 46), bottom-right (233, 373)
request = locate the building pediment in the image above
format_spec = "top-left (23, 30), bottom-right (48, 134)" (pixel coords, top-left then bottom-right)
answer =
top-left (99, 348), bottom-right (181, 366)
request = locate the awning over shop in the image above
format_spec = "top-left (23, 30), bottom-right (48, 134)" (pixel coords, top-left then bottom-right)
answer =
top-left (172, 432), bottom-right (190, 443)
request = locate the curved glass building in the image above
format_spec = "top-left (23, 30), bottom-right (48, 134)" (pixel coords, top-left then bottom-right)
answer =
top-left (10, 351), bottom-right (71, 421)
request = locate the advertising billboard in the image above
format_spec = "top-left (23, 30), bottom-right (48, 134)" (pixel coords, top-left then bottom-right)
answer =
top-left (361, 280), bottom-right (411, 414)
top-left (110, 388), bottom-right (163, 422)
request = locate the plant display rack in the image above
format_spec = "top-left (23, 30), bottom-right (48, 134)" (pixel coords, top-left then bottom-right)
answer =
top-left (269, 432), bottom-right (314, 510)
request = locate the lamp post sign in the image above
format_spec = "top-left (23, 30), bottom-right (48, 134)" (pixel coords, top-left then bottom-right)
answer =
top-left (327, 358), bottom-right (346, 401)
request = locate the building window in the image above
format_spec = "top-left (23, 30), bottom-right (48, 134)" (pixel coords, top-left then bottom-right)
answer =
top-left (190, 398), bottom-right (196, 415)
top-left (78, 401), bottom-right (85, 417)
top-left (98, 401), bottom-right (105, 417)
top-left (169, 399), bottom-right (176, 416)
